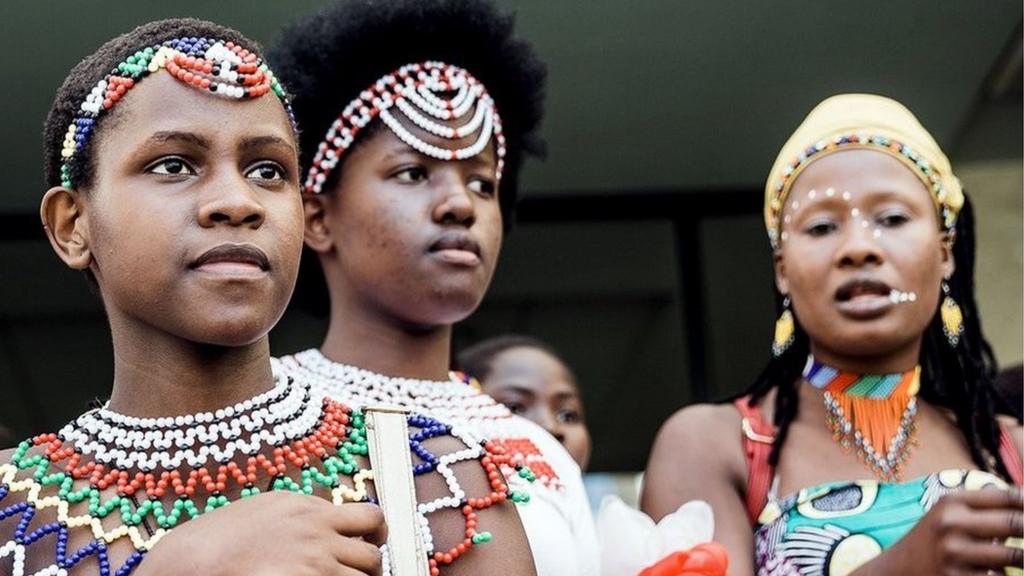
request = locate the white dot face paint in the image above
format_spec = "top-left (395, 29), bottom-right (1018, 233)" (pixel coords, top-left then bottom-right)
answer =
top-left (889, 289), bottom-right (918, 303)
top-left (873, 228), bottom-right (882, 238)
top-left (851, 208), bottom-right (860, 218)
top-left (784, 214), bottom-right (792, 224)
top-left (826, 188), bottom-right (835, 197)
top-left (791, 200), bottom-right (800, 210)
top-left (781, 231), bottom-right (789, 242)
top-left (842, 191), bottom-right (852, 201)
top-left (808, 189), bottom-right (817, 200)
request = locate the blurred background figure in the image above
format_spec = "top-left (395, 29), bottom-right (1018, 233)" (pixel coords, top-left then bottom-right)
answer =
top-left (458, 334), bottom-right (592, 470)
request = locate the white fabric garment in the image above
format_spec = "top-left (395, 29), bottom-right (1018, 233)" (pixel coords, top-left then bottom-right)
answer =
top-left (274, 349), bottom-right (599, 576)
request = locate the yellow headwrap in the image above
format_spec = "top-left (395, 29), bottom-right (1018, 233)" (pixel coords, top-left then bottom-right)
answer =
top-left (764, 93), bottom-right (963, 249)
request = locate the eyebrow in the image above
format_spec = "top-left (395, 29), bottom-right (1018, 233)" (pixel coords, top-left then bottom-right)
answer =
top-left (146, 130), bottom-right (212, 149)
top-left (239, 134), bottom-right (296, 155)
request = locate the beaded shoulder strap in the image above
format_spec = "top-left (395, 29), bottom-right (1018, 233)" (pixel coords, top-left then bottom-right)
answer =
top-left (733, 396), bottom-right (777, 526)
top-left (998, 421), bottom-right (1023, 487)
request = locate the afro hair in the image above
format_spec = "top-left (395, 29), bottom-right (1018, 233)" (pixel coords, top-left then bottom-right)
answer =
top-left (43, 18), bottom-right (270, 190)
top-left (269, 0), bottom-right (547, 228)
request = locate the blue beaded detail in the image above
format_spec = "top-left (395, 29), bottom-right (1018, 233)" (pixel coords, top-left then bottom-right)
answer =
top-left (0, 481), bottom-right (147, 575)
top-left (408, 413), bottom-right (452, 476)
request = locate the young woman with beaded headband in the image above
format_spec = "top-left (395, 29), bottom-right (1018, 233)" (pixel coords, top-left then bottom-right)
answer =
top-left (3, 17), bottom-right (535, 576)
top-left (642, 94), bottom-right (1023, 576)
top-left (265, 0), bottom-right (598, 574)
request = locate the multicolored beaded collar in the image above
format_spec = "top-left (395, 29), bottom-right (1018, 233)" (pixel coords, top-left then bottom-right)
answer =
top-left (766, 134), bottom-right (958, 249)
top-left (304, 61), bottom-right (505, 194)
top-left (60, 36), bottom-right (293, 189)
top-left (0, 375), bottom-right (534, 576)
top-left (803, 356), bottom-right (920, 482)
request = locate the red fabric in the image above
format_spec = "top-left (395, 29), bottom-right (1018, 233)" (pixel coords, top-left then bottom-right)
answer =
top-left (638, 542), bottom-right (729, 576)
top-left (733, 397), bottom-right (776, 526)
top-left (998, 422), bottom-right (1023, 487)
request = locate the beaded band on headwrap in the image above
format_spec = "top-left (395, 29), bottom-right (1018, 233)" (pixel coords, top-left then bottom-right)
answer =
top-left (60, 37), bottom-right (294, 189)
top-left (304, 61), bottom-right (505, 194)
top-left (763, 94), bottom-right (964, 250)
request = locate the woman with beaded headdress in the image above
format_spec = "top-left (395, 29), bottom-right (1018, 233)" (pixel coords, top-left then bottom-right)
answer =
top-left (642, 94), bottom-right (1023, 575)
top-left (0, 17), bottom-right (536, 576)
top-left (265, 0), bottom-right (598, 574)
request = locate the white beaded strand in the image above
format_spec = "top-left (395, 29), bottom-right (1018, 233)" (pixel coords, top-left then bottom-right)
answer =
top-left (304, 61), bottom-right (506, 194)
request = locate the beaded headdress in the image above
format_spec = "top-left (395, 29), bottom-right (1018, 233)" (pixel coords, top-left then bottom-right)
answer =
top-left (304, 61), bottom-right (505, 194)
top-left (764, 94), bottom-right (964, 250)
top-left (59, 36), bottom-right (294, 189)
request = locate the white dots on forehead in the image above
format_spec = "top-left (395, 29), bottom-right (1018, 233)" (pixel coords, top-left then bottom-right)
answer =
top-left (808, 189), bottom-right (817, 200)
top-left (842, 191), bottom-right (852, 201)
top-left (825, 188), bottom-right (835, 197)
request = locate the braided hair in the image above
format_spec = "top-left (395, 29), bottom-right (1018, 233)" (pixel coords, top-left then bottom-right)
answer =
top-left (738, 192), bottom-right (1022, 481)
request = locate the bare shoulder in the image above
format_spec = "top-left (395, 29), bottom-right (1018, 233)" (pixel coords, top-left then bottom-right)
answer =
top-left (640, 402), bottom-right (746, 520)
top-left (417, 434), bottom-right (536, 576)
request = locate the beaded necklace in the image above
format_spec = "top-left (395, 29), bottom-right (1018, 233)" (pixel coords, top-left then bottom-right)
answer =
top-left (0, 373), bottom-right (531, 576)
top-left (276, 349), bottom-right (564, 491)
top-left (803, 356), bottom-right (920, 482)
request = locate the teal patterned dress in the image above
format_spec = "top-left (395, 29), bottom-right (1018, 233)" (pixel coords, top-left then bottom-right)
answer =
top-left (754, 469), bottom-right (1009, 575)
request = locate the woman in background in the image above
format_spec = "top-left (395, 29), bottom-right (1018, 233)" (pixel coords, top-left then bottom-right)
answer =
top-left (642, 94), bottom-right (1022, 576)
top-left (458, 334), bottom-right (591, 470)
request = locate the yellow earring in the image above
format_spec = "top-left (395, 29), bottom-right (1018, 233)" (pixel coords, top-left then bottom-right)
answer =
top-left (773, 297), bottom-right (795, 357)
top-left (940, 281), bottom-right (963, 348)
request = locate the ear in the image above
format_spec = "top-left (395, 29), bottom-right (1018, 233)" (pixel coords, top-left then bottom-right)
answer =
top-left (773, 249), bottom-right (789, 296)
top-left (40, 186), bottom-right (92, 270)
top-left (940, 232), bottom-right (955, 280)
top-left (302, 193), bottom-right (334, 254)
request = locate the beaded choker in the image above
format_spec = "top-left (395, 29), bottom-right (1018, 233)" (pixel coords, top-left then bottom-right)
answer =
top-left (276, 349), bottom-right (565, 491)
top-left (803, 356), bottom-right (920, 481)
top-left (60, 36), bottom-right (293, 189)
top-left (0, 373), bottom-right (532, 576)
top-left (304, 61), bottom-right (505, 194)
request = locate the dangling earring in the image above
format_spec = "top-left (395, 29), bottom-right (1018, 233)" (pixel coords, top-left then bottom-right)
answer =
top-left (773, 296), bottom-right (795, 357)
top-left (940, 281), bottom-right (963, 348)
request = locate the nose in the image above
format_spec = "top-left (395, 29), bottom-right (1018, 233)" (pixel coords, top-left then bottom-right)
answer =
top-left (197, 174), bottom-right (266, 229)
top-left (836, 221), bottom-right (884, 268)
top-left (431, 173), bottom-right (475, 227)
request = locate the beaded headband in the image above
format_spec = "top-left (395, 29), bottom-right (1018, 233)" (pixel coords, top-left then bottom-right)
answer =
top-left (764, 94), bottom-right (964, 251)
top-left (60, 36), bottom-right (294, 189)
top-left (304, 61), bottom-right (506, 194)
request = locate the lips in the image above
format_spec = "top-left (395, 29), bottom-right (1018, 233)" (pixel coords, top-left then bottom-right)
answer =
top-left (833, 277), bottom-right (897, 319)
top-left (834, 278), bottom-right (892, 302)
top-left (190, 243), bottom-right (270, 275)
top-left (428, 232), bottom-right (482, 267)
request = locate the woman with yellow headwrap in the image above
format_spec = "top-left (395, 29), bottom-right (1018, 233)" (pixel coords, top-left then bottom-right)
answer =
top-left (641, 94), bottom-right (1023, 575)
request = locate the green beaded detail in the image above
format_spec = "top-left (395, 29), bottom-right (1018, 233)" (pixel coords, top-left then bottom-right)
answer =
top-left (509, 490), bottom-right (530, 503)
top-left (471, 531), bottom-right (493, 544)
top-left (516, 465), bottom-right (537, 482)
top-left (10, 408), bottom-right (371, 530)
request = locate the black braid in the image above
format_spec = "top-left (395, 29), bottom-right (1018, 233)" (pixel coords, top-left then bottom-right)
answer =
top-left (733, 192), bottom-right (1021, 479)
